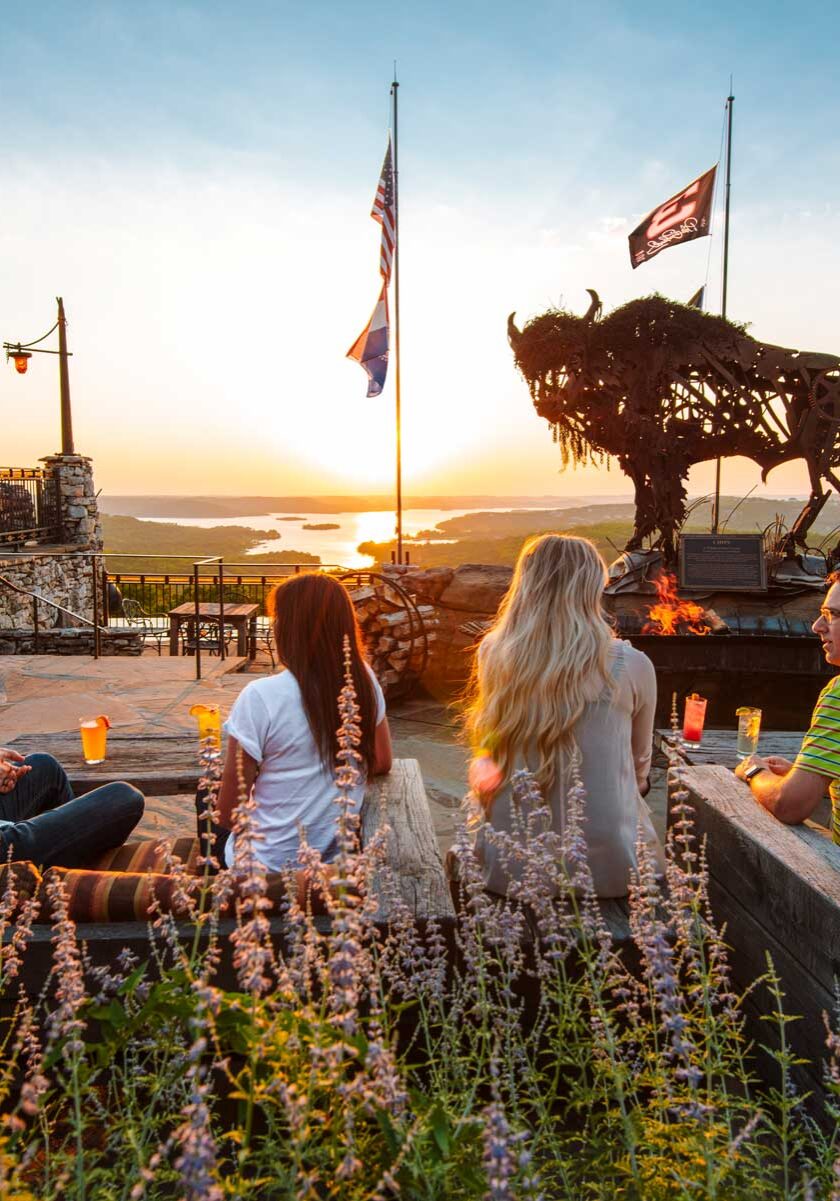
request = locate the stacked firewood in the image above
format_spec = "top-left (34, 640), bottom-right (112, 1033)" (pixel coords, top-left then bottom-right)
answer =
top-left (349, 582), bottom-right (437, 697)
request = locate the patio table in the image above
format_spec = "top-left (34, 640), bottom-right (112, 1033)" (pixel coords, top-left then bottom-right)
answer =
top-left (168, 602), bottom-right (258, 659)
top-left (655, 725), bottom-right (830, 827)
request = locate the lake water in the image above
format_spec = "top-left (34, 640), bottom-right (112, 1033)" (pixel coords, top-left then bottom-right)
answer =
top-left (139, 507), bottom-right (549, 568)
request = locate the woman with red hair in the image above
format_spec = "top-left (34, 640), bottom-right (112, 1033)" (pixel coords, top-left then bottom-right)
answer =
top-left (212, 573), bottom-right (392, 870)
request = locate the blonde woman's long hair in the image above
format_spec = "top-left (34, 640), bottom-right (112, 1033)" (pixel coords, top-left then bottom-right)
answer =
top-left (464, 534), bottom-right (614, 794)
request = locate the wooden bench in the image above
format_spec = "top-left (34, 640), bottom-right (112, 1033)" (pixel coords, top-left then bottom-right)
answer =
top-left (7, 731), bottom-right (202, 797)
top-left (8, 758), bottom-right (454, 998)
top-left (675, 764), bottom-right (840, 1115)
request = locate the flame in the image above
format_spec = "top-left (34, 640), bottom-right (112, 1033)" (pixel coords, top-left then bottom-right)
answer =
top-left (643, 571), bottom-right (711, 636)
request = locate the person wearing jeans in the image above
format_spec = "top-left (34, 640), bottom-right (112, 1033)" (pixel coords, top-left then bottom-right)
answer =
top-left (0, 749), bottom-right (144, 870)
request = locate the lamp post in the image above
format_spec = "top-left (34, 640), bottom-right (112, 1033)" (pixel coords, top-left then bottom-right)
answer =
top-left (3, 297), bottom-right (75, 454)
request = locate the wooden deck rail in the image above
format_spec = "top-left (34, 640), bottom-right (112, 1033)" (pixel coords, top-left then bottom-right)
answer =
top-left (675, 764), bottom-right (840, 1118)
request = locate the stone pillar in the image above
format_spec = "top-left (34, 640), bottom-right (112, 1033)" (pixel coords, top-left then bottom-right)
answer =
top-left (39, 454), bottom-right (102, 551)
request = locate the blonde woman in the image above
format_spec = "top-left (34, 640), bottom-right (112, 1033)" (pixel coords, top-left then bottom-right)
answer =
top-left (464, 533), bottom-right (664, 898)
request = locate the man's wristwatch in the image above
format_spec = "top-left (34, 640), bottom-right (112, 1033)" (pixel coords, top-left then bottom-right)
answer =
top-left (743, 763), bottom-right (766, 781)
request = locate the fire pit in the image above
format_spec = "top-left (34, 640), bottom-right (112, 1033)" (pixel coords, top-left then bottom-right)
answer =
top-left (641, 572), bottom-right (727, 637)
top-left (605, 572), bottom-right (832, 729)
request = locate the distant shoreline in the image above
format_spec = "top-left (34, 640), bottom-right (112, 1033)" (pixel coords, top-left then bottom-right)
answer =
top-left (98, 491), bottom-right (812, 520)
top-left (98, 494), bottom-right (635, 518)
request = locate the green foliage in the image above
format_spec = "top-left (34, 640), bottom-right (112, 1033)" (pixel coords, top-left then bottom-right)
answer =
top-left (360, 522), bottom-right (639, 567)
top-left (359, 493), bottom-right (840, 569)
top-left (1, 744), bottom-right (838, 1198)
top-left (102, 514), bottom-right (320, 575)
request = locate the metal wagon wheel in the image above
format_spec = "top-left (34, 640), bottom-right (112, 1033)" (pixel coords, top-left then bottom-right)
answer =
top-left (337, 569), bottom-right (430, 698)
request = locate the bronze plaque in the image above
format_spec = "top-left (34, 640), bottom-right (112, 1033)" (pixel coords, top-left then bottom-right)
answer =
top-left (679, 534), bottom-right (767, 591)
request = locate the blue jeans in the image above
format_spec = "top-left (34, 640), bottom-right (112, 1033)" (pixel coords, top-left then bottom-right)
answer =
top-left (0, 753), bottom-right (145, 870)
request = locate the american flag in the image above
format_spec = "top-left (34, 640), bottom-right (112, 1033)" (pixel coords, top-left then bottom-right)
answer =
top-left (371, 135), bottom-right (396, 284)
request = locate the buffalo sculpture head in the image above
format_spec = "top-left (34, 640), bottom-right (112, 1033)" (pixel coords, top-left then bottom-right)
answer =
top-left (506, 288), bottom-right (840, 561)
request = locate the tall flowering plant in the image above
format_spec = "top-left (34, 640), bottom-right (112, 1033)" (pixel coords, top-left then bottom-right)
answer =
top-left (0, 665), bottom-right (838, 1197)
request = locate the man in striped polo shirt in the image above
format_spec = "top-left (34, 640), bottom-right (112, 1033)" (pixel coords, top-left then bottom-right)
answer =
top-left (735, 572), bottom-right (840, 843)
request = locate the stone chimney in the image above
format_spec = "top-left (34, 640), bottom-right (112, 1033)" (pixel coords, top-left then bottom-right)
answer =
top-left (39, 453), bottom-right (102, 551)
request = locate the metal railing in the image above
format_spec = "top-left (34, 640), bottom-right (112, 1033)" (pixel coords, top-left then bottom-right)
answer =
top-left (0, 570), bottom-right (108, 656)
top-left (0, 552), bottom-right (430, 689)
top-left (105, 557), bottom-right (336, 621)
top-left (0, 467), bottom-right (61, 545)
top-left (103, 555), bottom-right (344, 680)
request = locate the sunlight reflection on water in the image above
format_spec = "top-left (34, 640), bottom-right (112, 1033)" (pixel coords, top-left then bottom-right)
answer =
top-left (140, 508), bottom-right (472, 569)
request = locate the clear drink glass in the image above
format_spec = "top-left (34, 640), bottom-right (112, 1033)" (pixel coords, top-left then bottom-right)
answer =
top-left (736, 707), bottom-right (762, 759)
top-left (682, 694), bottom-right (707, 747)
top-left (79, 716), bottom-right (109, 764)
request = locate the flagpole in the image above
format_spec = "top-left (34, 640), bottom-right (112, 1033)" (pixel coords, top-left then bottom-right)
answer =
top-left (391, 72), bottom-right (403, 564)
top-left (711, 86), bottom-right (734, 535)
top-left (721, 85), bottom-right (734, 321)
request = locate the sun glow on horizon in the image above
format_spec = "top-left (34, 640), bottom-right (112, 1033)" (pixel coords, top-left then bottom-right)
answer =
top-left (268, 385), bottom-right (482, 493)
top-left (1, 5), bottom-right (836, 504)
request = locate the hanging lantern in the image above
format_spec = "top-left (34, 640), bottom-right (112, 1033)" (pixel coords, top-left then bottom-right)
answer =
top-left (8, 349), bottom-right (31, 374)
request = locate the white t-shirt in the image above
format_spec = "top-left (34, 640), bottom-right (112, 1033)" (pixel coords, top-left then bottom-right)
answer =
top-left (223, 665), bottom-right (386, 872)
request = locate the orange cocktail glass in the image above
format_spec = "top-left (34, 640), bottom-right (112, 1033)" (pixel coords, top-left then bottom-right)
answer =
top-left (79, 715), bottom-right (110, 764)
top-left (189, 704), bottom-right (222, 750)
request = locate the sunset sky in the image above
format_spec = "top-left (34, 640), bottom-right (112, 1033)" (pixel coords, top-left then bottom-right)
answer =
top-left (2, 1), bottom-right (838, 499)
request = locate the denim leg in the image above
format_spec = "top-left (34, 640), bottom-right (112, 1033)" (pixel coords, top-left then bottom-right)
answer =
top-left (0, 754), bottom-right (74, 823)
top-left (0, 782), bottom-right (145, 870)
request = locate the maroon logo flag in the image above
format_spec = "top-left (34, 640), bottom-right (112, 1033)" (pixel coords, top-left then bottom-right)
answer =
top-left (628, 165), bottom-right (717, 268)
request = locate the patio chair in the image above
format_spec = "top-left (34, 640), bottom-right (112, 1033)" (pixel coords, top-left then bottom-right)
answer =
top-left (173, 585), bottom-right (245, 657)
top-left (254, 614), bottom-right (276, 668)
top-left (122, 598), bottom-right (170, 656)
top-left (222, 587), bottom-right (265, 660)
top-left (179, 620), bottom-right (226, 657)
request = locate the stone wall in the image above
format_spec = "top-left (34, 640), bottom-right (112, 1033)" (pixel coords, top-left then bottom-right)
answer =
top-left (342, 566), bottom-right (511, 699)
top-left (0, 454), bottom-right (104, 634)
top-left (379, 564), bottom-right (513, 696)
top-left (0, 553), bottom-right (99, 631)
top-left (0, 629), bottom-right (142, 655)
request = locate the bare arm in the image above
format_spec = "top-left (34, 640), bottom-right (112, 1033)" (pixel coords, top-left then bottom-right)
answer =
top-left (217, 735), bottom-right (260, 829)
top-left (734, 754), bottom-right (828, 825)
top-left (373, 718), bottom-right (393, 775)
top-left (629, 650), bottom-right (657, 792)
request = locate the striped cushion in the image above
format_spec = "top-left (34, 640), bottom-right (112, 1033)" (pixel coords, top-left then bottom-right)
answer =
top-left (30, 846), bottom-right (323, 923)
top-left (89, 837), bottom-right (200, 875)
top-left (38, 867), bottom-right (194, 923)
top-left (0, 861), bottom-right (42, 906)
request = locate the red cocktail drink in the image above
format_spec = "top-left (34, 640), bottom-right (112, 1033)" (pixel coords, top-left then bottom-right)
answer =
top-left (682, 694), bottom-right (707, 747)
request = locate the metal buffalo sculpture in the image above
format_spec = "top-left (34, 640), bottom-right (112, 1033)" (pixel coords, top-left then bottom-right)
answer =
top-left (508, 291), bottom-right (840, 564)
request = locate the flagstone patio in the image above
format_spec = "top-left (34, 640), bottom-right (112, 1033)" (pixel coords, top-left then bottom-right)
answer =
top-left (0, 654), bottom-right (472, 849)
top-left (0, 655), bottom-right (667, 855)
top-left (0, 653), bottom-right (251, 739)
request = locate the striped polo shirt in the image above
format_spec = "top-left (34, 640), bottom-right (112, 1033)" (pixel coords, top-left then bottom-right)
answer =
top-left (794, 674), bottom-right (840, 844)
